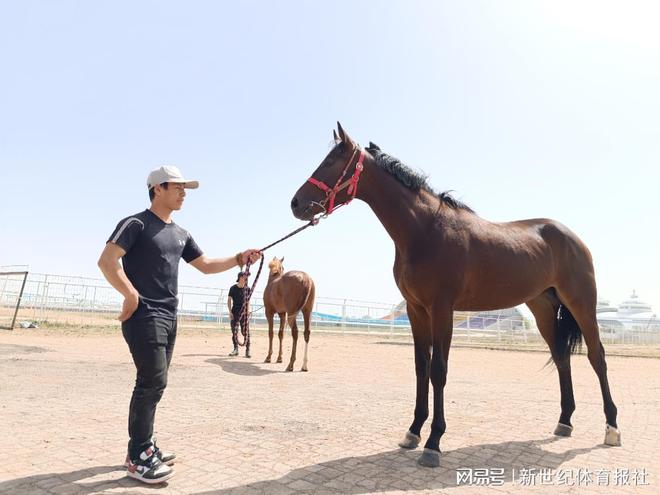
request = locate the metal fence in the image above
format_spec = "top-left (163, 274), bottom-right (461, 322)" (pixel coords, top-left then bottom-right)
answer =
top-left (2, 271), bottom-right (660, 346)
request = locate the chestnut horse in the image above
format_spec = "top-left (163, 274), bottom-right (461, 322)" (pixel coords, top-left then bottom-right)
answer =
top-left (290, 123), bottom-right (620, 467)
top-left (263, 257), bottom-right (316, 372)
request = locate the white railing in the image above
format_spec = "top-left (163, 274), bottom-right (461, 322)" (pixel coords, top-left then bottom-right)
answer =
top-left (3, 272), bottom-right (660, 345)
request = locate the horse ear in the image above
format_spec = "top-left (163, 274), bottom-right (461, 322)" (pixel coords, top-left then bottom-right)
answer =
top-left (368, 141), bottom-right (380, 151)
top-left (337, 121), bottom-right (349, 142)
top-left (280, 257), bottom-right (284, 264)
top-left (333, 129), bottom-right (339, 142)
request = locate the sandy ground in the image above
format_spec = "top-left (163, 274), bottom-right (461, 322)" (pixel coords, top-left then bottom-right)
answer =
top-left (0, 327), bottom-right (658, 494)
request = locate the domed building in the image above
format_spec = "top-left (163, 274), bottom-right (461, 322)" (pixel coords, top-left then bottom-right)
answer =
top-left (597, 290), bottom-right (659, 332)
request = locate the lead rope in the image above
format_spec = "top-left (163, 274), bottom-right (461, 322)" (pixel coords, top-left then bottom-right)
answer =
top-left (235, 218), bottom-right (320, 347)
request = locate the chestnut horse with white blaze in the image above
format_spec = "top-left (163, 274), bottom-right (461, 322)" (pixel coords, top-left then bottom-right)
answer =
top-left (290, 123), bottom-right (621, 468)
top-left (263, 257), bottom-right (315, 372)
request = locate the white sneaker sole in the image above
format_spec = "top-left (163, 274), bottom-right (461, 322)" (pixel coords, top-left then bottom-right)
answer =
top-left (127, 469), bottom-right (174, 484)
top-left (124, 457), bottom-right (175, 467)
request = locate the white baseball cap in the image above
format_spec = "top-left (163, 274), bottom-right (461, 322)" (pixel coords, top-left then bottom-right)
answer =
top-left (147, 165), bottom-right (199, 189)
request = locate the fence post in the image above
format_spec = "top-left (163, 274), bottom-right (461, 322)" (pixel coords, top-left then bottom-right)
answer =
top-left (341, 299), bottom-right (347, 335)
top-left (92, 286), bottom-right (97, 314)
top-left (0, 274), bottom-right (7, 301)
top-left (389, 304), bottom-right (395, 338)
top-left (40, 275), bottom-right (50, 323)
top-left (218, 289), bottom-right (225, 329)
top-left (313, 301), bottom-right (319, 332)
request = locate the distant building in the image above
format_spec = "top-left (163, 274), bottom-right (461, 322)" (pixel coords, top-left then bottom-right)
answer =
top-left (597, 290), bottom-right (660, 333)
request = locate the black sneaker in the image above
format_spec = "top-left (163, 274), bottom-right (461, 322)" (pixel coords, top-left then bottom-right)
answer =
top-left (126, 446), bottom-right (173, 484)
top-left (245, 348), bottom-right (251, 358)
top-left (124, 441), bottom-right (176, 468)
top-left (152, 439), bottom-right (176, 466)
top-left (228, 348), bottom-right (239, 357)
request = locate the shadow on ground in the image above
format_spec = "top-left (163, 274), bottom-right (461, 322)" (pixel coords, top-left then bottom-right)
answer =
top-left (0, 465), bottom-right (168, 493)
top-left (193, 436), bottom-right (604, 494)
top-left (205, 357), bottom-right (281, 376)
top-left (0, 437), bottom-right (606, 494)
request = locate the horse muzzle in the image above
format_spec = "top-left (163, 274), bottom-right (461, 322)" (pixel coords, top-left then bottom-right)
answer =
top-left (291, 197), bottom-right (323, 221)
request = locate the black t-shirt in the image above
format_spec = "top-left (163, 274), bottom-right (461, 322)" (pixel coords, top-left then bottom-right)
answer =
top-left (107, 209), bottom-right (203, 320)
top-left (228, 284), bottom-right (251, 315)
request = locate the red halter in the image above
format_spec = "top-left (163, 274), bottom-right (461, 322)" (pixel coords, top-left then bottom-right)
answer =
top-left (306, 147), bottom-right (365, 215)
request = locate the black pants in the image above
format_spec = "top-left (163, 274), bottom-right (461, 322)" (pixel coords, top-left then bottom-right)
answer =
top-left (230, 312), bottom-right (250, 349)
top-left (122, 316), bottom-right (177, 460)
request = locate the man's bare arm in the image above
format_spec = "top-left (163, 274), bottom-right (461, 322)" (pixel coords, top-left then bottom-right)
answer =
top-left (97, 242), bottom-right (140, 321)
top-left (190, 249), bottom-right (262, 274)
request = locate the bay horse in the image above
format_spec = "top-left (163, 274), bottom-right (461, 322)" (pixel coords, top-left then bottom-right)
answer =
top-left (263, 257), bottom-right (316, 372)
top-left (290, 123), bottom-right (621, 467)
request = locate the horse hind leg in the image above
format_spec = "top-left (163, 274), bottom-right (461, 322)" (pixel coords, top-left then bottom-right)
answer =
top-left (556, 286), bottom-right (621, 446)
top-left (300, 309), bottom-right (311, 372)
top-left (526, 291), bottom-right (576, 437)
top-left (300, 284), bottom-right (314, 372)
top-left (285, 313), bottom-right (299, 372)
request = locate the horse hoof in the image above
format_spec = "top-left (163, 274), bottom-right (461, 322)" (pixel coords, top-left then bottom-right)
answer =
top-left (276, 358), bottom-right (283, 363)
top-left (398, 431), bottom-right (421, 449)
top-left (604, 424), bottom-right (621, 446)
top-left (554, 423), bottom-right (573, 437)
top-left (417, 448), bottom-right (440, 468)
top-left (285, 366), bottom-right (293, 372)
top-left (264, 357), bottom-right (271, 363)
top-left (301, 367), bottom-right (308, 372)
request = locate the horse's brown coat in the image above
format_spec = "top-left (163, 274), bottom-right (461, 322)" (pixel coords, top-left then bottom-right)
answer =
top-left (263, 257), bottom-right (315, 372)
top-left (290, 123), bottom-right (619, 465)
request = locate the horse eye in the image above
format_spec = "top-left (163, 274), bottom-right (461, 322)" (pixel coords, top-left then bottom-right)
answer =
top-left (322, 143), bottom-right (343, 167)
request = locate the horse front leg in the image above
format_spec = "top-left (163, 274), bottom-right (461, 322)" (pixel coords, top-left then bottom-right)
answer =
top-left (264, 309), bottom-right (274, 363)
top-left (418, 306), bottom-right (453, 468)
top-left (399, 303), bottom-right (431, 450)
top-left (276, 313), bottom-right (285, 363)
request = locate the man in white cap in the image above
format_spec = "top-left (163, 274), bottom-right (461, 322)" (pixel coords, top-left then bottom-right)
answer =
top-left (98, 165), bottom-right (261, 484)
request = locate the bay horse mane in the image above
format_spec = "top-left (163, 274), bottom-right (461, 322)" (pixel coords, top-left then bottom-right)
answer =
top-left (365, 142), bottom-right (474, 214)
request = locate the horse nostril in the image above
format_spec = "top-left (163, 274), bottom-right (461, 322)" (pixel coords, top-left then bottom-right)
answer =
top-left (291, 197), bottom-right (299, 209)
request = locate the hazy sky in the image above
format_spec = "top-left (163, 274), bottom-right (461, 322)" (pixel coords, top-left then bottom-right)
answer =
top-left (2, 1), bottom-right (659, 311)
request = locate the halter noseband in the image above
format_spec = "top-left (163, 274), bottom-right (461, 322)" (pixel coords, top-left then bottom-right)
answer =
top-left (306, 147), bottom-right (365, 216)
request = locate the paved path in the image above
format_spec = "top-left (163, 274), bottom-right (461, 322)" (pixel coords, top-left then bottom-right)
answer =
top-left (0, 328), bottom-right (657, 494)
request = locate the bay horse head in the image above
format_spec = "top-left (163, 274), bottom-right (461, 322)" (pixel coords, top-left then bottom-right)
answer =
top-left (291, 122), bottom-right (365, 220)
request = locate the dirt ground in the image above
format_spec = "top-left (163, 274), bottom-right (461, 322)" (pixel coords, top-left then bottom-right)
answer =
top-left (1, 327), bottom-right (658, 494)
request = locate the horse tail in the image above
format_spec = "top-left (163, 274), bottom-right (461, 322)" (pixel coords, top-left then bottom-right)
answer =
top-left (554, 303), bottom-right (583, 361)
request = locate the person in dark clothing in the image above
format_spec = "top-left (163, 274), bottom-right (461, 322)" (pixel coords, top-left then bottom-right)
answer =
top-left (97, 165), bottom-right (260, 485)
top-left (227, 271), bottom-right (251, 357)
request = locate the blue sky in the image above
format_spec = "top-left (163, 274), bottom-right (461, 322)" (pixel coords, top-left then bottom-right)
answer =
top-left (2, 1), bottom-right (659, 312)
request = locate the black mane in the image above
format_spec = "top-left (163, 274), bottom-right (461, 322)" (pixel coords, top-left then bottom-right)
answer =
top-left (366, 143), bottom-right (474, 213)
